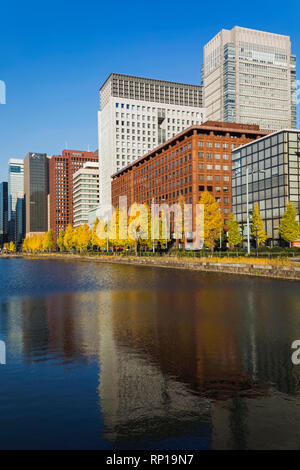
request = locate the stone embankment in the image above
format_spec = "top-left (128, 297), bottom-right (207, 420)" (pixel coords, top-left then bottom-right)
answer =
top-left (2, 253), bottom-right (300, 281)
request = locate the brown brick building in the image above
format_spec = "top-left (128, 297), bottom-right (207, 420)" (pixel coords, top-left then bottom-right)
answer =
top-left (111, 121), bottom-right (268, 234)
top-left (49, 149), bottom-right (98, 242)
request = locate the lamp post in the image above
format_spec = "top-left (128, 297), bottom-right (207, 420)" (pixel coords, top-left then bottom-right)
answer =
top-left (106, 220), bottom-right (109, 253)
top-left (246, 165), bottom-right (250, 255)
top-left (161, 197), bottom-right (168, 250)
top-left (245, 166), bottom-right (266, 255)
top-left (152, 197), bottom-right (155, 254)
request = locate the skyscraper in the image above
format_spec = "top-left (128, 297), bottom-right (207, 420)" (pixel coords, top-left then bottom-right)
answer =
top-left (49, 149), bottom-right (98, 243)
top-left (8, 159), bottom-right (24, 242)
top-left (202, 26), bottom-right (296, 131)
top-left (73, 161), bottom-right (99, 227)
top-left (24, 153), bottom-right (49, 236)
top-left (98, 73), bottom-right (206, 208)
top-left (0, 182), bottom-right (8, 247)
top-left (16, 194), bottom-right (25, 248)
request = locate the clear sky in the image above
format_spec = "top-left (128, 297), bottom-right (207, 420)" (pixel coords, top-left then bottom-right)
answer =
top-left (0, 0), bottom-right (299, 181)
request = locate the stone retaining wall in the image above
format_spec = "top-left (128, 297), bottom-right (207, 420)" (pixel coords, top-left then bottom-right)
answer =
top-left (2, 253), bottom-right (299, 281)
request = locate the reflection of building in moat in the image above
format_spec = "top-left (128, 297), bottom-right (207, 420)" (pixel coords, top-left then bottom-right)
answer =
top-left (97, 290), bottom-right (211, 447)
top-left (0, 293), bottom-right (102, 364)
top-left (2, 271), bottom-right (300, 449)
top-left (96, 284), bottom-right (300, 449)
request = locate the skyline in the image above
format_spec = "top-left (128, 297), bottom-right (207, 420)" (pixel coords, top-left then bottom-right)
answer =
top-left (0, 0), bottom-right (299, 182)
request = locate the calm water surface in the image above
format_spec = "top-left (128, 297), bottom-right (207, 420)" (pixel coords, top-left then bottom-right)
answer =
top-left (0, 258), bottom-right (300, 450)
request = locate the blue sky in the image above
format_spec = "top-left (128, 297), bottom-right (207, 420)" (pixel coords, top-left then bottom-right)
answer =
top-left (0, 0), bottom-right (299, 181)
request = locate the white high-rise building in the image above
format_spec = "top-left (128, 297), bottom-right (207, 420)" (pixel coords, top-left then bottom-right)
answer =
top-left (98, 73), bottom-right (206, 208)
top-left (8, 159), bottom-right (24, 221)
top-left (8, 158), bottom-right (24, 241)
top-left (73, 161), bottom-right (99, 227)
top-left (202, 26), bottom-right (296, 131)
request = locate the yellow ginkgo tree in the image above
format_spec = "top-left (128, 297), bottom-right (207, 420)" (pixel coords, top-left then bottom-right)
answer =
top-left (251, 202), bottom-right (268, 247)
top-left (199, 191), bottom-right (223, 252)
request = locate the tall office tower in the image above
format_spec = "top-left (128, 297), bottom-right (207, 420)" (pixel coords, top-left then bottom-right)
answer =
top-left (202, 26), bottom-right (296, 131)
top-left (49, 149), bottom-right (98, 243)
top-left (8, 159), bottom-right (24, 242)
top-left (24, 153), bottom-right (49, 237)
top-left (0, 182), bottom-right (8, 247)
top-left (15, 194), bottom-right (25, 248)
top-left (98, 73), bottom-right (206, 208)
top-left (73, 162), bottom-right (99, 227)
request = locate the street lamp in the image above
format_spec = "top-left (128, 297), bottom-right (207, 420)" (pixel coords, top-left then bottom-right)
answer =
top-left (245, 165), bottom-right (266, 255)
top-left (152, 197), bottom-right (155, 254)
top-left (161, 197), bottom-right (168, 250)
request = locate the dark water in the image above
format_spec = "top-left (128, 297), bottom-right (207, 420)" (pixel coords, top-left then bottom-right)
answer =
top-left (0, 258), bottom-right (300, 450)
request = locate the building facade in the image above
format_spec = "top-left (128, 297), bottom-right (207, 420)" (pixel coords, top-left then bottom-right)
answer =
top-left (8, 158), bottom-right (24, 242)
top-left (111, 121), bottom-right (267, 238)
top-left (15, 194), bottom-right (25, 248)
top-left (49, 149), bottom-right (98, 242)
top-left (24, 153), bottom-right (49, 236)
top-left (98, 73), bottom-right (206, 209)
top-left (202, 26), bottom-right (296, 131)
top-left (73, 162), bottom-right (99, 227)
top-left (232, 129), bottom-right (300, 245)
top-left (0, 182), bottom-right (8, 247)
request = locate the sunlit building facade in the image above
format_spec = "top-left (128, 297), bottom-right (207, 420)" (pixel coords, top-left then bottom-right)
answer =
top-left (98, 73), bottom-right (205, 209)
top-left (8, 158), bottom-right (24, 242)
top-left (73, 162), bottom-right (99, 227)
top-left (232, 129), bottom-right (300, 244)
top-left (202, 26), bottom-right (296, 131)
top-left (24, 153), bottom-right (49, 237)
top-left (0, 182), bottom-right (8, 246)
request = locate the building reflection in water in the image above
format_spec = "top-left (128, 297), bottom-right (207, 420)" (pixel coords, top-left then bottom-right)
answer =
top-left (1, 267), bottom-right (300, 449)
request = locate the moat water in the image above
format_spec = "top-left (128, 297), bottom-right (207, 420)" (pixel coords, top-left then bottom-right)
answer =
top-left (0, 258), bottom-right (299, 449)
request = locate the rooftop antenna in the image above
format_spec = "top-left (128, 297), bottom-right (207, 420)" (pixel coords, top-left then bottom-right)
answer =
top-left (88, 144), bottom-right (90, 152)
top-left (65, 141), bottom-right (68, 150)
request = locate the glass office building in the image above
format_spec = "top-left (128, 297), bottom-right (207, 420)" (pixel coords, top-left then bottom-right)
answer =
top-left (203, 27), bottom-right (296, 131)
top-left (24, 153), bottom-right (49, 235)
top-left (0, 182), bottom-right (8, 246)
top-left (232, 130), bottom-right (300, 245)
top-left (16, 195), bottom-right (25, 248)
top-left (8, 159), bottom-right (24, 242)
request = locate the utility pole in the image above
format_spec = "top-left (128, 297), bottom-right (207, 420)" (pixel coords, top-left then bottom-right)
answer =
top-left (152, 197), bottom-right (155, 254)
top-left (256, 226), bottom-right (258, 257)
top-left (246, 165), bottom-right (250, 255)
top-left (106, 220), bottom-right (109, 253)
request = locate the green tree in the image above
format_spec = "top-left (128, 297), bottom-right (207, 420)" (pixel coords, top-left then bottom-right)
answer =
top-left (57, 230), bottom-right (65, 252)
top-left (278, 201), bottom-right (300, 246)
top-left (199, 191), bottom-right (223, 252)
top-left (251, 202), bottom-right (268, 247)
top-left (228, 213), bottom-right (242, 248)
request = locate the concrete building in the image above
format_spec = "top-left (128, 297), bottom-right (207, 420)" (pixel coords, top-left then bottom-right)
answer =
top-left (8, 158), bottom-right (24, 242)
top-left (24, 153), bottom-right (49, 237)
top-left (202, 26), bottom-right (296, 131)
top-left (111, 121), bottom-right (267, 243)
top-left (0, 182), bottom-right (8, 247)
top-left (98, 73), bottom-right (206, 209)
top-left (232, 129), bottom-right (300, 245)
top-left (73, 161), bottom-right (99, 227)
top-left (15, 194), bottom-right (25, 248)
top-left (49, 149), bottom-right (98, 242)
